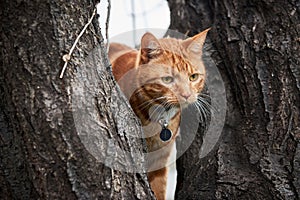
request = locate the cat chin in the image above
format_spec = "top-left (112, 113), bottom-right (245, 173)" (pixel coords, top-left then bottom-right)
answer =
top-left (179, 96), bottom-right (198, 109)
top-left (179, 102), bottom-right (189, 109)
top-left (179, 100), bottom-right (196, 110)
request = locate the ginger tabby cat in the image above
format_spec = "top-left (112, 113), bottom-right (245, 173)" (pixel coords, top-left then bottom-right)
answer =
top-left (108, 28), bottom-right (210, 200)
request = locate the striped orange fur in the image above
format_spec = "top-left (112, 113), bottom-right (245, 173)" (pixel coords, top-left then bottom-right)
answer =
top-left (109, 28), bottom-right (210, 200)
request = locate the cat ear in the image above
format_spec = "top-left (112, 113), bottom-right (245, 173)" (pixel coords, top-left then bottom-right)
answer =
top-left (183, 28), bottom-right (210, 54)
top-left (140, 32), bottom-right (162, 59)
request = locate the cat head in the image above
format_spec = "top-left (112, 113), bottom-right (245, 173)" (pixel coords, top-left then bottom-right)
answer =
top-left (132, 29), bottom-right (210, 109)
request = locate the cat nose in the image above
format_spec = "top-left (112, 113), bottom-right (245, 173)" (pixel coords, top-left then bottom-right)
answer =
top-left (181, 92), bottom-right (191, 100)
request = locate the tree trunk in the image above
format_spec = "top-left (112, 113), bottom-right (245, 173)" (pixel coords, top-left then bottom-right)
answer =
top-left (168, 0), bottom-right (300, 199)
top-left (0, 0), bottom-right (154, 199)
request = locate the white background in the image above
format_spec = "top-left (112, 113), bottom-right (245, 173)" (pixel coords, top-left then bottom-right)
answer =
top-left (97, 0), bottom-right (170, 46)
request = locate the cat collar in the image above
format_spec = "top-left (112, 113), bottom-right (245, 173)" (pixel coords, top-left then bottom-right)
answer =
top-left (159, 119), bottom-right (172, 142)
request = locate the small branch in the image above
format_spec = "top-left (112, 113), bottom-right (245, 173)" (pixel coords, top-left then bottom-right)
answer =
top-left (105, 0), bottom-right (111, 53)
top-left (60, 8), bottom-right (97, 79)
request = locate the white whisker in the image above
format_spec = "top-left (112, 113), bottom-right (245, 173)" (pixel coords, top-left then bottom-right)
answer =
top-left (192, 93), bottom-right (218, 125)
top-left (193, 103), bottom-right (204, 122)
top-left (148, 96), bottom-right (177, 122)
top-left (138, 96), bottom-right (167, 111)
top-left (198, 96), bottom-right (217, 114)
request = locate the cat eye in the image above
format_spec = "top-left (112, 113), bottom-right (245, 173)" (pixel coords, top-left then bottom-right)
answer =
top-left (189, 73), bottom-right (199, 82)
top-left (161, 76), bottom-right (174, 84)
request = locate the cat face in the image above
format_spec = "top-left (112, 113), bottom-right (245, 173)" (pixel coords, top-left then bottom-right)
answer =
top-left (134, 29), bottom-right (209, 109)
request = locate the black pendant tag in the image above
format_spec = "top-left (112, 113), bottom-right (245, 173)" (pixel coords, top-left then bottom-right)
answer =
top-left (160, 128), bottom-right (172, 142)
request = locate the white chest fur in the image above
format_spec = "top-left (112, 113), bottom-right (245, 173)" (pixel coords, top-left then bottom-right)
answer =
top-left (166, 141), bottom-right (177, 200)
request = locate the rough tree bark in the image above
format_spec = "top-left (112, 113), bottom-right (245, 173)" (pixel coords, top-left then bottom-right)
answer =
top-left (168, 0), bottom-right (300, 199)
top-left (0, 0), bottom-right (154, 199)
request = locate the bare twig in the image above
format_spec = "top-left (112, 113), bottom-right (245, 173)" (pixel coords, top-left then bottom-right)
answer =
top-left (105, 0), bottom-right (111, 53)
top-left (60, 8), bottom-right (97, 79)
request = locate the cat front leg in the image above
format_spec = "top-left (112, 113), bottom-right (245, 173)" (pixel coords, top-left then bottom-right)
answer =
top-left (148, 167), bottom-right (168, 200)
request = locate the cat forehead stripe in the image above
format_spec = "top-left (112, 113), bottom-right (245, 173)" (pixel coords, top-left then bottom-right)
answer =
top-left (170, 53), bottom-right (193, 73)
